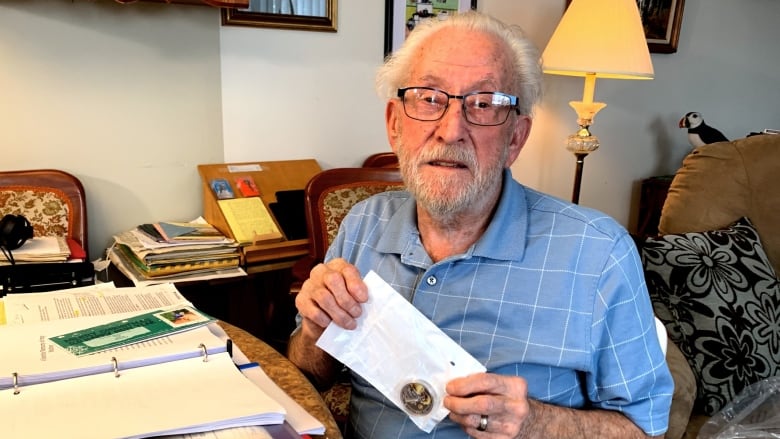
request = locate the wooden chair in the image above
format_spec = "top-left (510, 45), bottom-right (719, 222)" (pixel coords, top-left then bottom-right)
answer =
top-left (360, 152), bottom-right (399, 168)
top-left (289, 167), bottom-right (404, 432)
top-left (290, 167), bottom-right (404, 284)
top-left (0, 169), bottom-right (89, 259)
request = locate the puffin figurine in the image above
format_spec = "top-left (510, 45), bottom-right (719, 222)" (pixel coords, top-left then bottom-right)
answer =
top-left (679, 111), bottom-right (729, 148)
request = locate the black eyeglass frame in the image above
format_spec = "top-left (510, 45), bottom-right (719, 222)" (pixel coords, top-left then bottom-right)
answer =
top-left (396, 87), bottom-right (521, 126)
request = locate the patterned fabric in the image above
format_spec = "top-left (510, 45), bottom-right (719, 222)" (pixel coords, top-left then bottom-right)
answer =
top-left (323, 169), bottom-right (672, 438)
top-left (317, 182), bottom-right (403, 431)
top-left (321, 184), bottom-right (405, 247)
top-left (642, 217), bottom-right (780, 416)
top-left (0, 187), bottom-right (72, 238)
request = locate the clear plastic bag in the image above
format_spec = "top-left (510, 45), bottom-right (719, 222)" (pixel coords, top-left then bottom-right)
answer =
top-left (698, 377), bottom-right (780, 439)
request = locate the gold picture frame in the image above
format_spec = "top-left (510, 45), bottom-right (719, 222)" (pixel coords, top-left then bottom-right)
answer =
top-left (222, 0), bottom-right (337, 32)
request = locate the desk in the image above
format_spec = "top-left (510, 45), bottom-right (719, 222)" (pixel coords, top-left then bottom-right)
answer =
top-left (220, 321), bottom-right (342, 439)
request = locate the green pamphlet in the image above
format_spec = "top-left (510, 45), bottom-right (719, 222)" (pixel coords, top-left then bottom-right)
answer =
top-left (50, 306), bottom-right (214, 356)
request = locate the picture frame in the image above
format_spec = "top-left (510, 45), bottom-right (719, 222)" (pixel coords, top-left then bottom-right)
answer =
top-left (384, 0), bottom-right (478, 57)
top-left (565, 0), bottom-right (685, 54)
top-left (222, 0), bottom-right (338, 32)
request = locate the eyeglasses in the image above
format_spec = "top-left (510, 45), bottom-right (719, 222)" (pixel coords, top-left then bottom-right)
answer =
top-left (397, 87), bottom-right (520, 126)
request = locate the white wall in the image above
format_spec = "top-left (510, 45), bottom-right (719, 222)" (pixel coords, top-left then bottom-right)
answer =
top-left (2, 0), bottom-right (779, 260)
top-left (0, 1), bottom-right (224, 259)
top-left (221, 0), bottom-right (780, 226)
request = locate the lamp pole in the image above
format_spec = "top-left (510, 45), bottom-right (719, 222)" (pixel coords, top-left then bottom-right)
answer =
top-left (571, 152), bottom-right (588, 204)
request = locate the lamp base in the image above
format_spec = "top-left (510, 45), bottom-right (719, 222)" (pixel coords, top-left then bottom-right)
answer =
top-left (566, 100), bottom-right (605, 205)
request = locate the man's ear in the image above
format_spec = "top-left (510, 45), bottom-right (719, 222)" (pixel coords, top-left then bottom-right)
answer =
top-left (505, 115), bottom-right (532, 166)
top-left (386, 100), bottom-right (402, 153)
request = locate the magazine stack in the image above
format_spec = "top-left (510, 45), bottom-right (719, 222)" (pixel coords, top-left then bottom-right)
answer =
top-left (108, 219), bottom-right (246, 286)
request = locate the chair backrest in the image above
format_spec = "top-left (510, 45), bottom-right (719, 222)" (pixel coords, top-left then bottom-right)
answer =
top-left (0, 169), bottom-right (89, 259)
top-left (659, 134), bottom-right (780, 274)
top-left (305, 167), bottom-right (404, 263)
top-left (361, 152), bottom-right (399, 168)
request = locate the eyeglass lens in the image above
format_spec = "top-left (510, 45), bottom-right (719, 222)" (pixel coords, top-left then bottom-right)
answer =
top-left (400, 88), bottom-right (515, 126)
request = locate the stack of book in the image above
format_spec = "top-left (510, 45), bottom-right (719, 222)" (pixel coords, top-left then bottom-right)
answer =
top-left (0, 236), bottom-right (86, 264)
top-left (109, 219), bottom-right (246, 286)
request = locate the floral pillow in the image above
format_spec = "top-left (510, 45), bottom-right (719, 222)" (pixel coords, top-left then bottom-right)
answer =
top-left (641, 217), bottom-right (780, 415)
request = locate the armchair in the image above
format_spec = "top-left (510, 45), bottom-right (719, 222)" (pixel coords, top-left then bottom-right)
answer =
top-left (640, 134), bottom-right (780, 439)
top-left (0, 169), bottom-right (89, 258)
top-left (290, 167), bottom-right (405, 286)
top-left (288, 166), bottom-right (404, 433)
top-left (0, 169), bottom-right (92, 293)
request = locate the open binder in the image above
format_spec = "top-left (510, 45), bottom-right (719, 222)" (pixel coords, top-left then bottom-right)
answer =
top-left (1, 319), bottom-right (285, 438)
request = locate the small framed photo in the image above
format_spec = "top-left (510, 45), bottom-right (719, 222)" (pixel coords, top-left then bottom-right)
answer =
top-left (210, 178), bottom-right (235, 200)
top-left (157, 307), bottom-right (209, 327)
top-left (384, 0), bottom-right (478, 57)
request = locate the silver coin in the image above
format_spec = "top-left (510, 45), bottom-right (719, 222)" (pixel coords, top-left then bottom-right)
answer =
top-left (400, 381), bottom-right (434, 415)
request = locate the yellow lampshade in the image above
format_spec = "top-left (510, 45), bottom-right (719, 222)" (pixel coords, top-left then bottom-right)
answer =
top-left (542, 0), bottom-right (654, 80)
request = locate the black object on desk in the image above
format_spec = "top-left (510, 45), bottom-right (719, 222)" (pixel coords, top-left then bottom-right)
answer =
top-left (0, 261), bottom-right (94, 296)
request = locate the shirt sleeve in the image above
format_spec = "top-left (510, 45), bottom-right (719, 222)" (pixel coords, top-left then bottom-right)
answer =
top-left (587, 232), bottom-right (674, 436)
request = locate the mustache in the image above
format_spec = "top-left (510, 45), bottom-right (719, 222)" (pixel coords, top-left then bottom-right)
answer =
top-left (415, 144), bottom-right (478, 169)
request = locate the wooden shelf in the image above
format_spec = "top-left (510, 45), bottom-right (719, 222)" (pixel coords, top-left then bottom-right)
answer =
top-left (197, 159), bottom-right (321, 269)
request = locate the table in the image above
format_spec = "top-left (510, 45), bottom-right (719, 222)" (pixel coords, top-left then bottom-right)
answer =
top-left (220, 321), bottom-right (342, 439)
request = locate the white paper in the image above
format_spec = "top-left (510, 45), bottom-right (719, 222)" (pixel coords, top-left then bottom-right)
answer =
top-left (207, 324), bottom-right (326, 436)
top-left (316, 270), bottom-right (486, 432)
top-left (2, 282), bottom-right (190, 325)
top-left (2, 353), bottom-right (285, 439)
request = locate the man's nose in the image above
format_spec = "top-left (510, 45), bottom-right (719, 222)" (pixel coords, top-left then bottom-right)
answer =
top-left (435, 99), bottom-right (468, 142)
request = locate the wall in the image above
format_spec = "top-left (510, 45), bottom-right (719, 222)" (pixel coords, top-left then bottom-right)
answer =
top-left (0, 1), bottom-right (224, 259)
top-left (221, 0), bottom-right (780, 226)
top-left (1, 0), bottom-right (779, 260)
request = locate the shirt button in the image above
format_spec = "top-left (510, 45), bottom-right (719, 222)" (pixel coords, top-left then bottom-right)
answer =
top-left (426, 276), bottom-right (437, 286)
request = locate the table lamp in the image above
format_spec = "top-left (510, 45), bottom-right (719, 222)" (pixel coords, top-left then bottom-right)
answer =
top-left (542, 0), bottom-right (654, 204)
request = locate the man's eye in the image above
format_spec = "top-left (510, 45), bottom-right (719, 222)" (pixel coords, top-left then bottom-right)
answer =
top-left (418, 93), bottom-right (443, 105)
top-left (468, 97), bottom-right (492, 110)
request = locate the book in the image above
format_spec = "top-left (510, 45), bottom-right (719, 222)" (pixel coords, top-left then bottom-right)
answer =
top-left (115, 244), bottom-right (240, 278)
top-left (0, 236), bottom-right (70, 264)
top-left (66, 238), bottom-right (87, 261)
top-left (153, 221), bottom-right (229, 243)
top-left (210, 178), bottom-right (235, 200)
top-left (108, 247), bottom-right (247, 288)
top-left (0, 315), bottom-right (286, 438)
top-left (235, 176), bottom-right (261, 197)
top-left (217, 197), bottom-right (283, 245)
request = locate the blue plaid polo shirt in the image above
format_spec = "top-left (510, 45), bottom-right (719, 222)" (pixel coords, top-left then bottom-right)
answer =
top-left (324, 169), bottom-right (673, 438)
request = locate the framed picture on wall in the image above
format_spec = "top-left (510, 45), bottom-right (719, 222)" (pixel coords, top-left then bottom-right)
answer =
top-left (565, 0), bottom-right (685, 53)
top-left (384, 0), bottom-right (478, 57)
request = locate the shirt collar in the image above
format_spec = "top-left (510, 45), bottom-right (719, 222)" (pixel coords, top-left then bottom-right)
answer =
top-left (376, 168), bottom-right (528, 262)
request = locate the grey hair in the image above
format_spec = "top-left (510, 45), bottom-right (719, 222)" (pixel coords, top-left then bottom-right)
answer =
top-left (375, 11), bottom-right (543, 116)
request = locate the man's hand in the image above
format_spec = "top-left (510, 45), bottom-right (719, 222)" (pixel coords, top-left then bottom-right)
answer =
top-left (288, 258), bottom-right (368, 388)
top-left (444, 373), bottom-right (658, 438)
top-left (444, 373), bottom-right (531, 438)
top-left (295, 258), bottom-right (368, 336)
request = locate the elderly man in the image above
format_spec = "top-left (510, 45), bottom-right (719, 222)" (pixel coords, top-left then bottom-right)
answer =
top-left (288, 11), bottom-right (672, 439)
